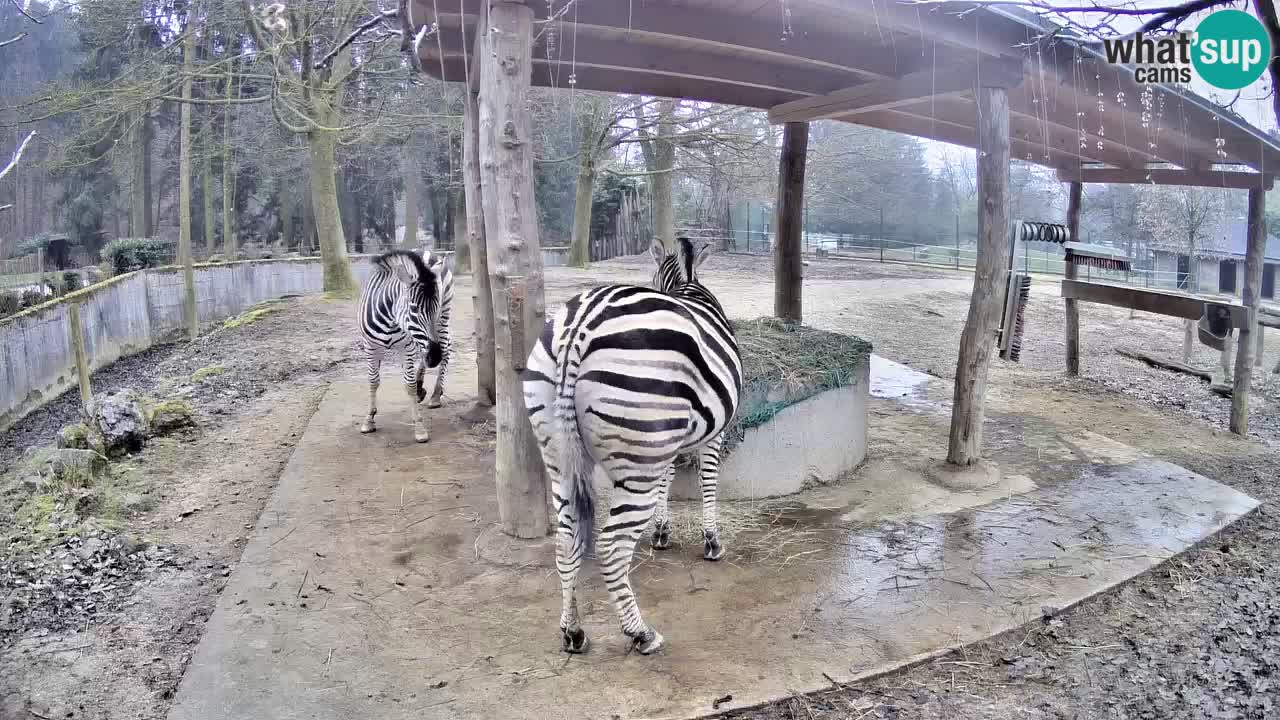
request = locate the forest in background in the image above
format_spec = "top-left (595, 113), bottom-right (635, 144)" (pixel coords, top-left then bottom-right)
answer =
top-left (1, 0), bottom-right (1276, 287)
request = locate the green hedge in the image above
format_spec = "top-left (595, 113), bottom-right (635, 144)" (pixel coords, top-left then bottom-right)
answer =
top-left (103, 238), bottom-right (169, 274)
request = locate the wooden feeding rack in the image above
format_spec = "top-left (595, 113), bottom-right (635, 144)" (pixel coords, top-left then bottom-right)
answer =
top-left (1060, 279), bottom-right (1249, 329)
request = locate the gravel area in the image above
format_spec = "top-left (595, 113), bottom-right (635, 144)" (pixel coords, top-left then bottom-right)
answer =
top-left (2, 253), bottom-right (1278, 719)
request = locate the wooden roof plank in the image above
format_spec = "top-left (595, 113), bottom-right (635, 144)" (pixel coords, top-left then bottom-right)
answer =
top-left (1056, 167), bottom-right (1275, 190)
top-left (768, 61), bottom-right (1023, 124)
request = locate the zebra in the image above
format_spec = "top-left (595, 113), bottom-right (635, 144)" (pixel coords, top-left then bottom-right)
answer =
top-left (358, 248), bottom-right (453, 443)
top-left (523, 236), bottom-right (742, 656)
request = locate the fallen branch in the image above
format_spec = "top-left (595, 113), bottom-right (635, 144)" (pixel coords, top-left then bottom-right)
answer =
top-left (1116, 348), bottom-right (1211, 382)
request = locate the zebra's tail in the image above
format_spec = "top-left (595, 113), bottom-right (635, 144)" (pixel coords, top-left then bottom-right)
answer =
top-left (554, 338), bottom-right (595, 556)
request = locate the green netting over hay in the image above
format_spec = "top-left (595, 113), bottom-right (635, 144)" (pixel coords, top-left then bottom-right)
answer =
top-left (687, 317), bottom-right (872, 460)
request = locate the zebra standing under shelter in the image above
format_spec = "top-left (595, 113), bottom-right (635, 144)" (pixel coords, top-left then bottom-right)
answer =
top-left (523, 237), bottom-right (742, 656)
top-left (358, 248), bottom-right (453, 443)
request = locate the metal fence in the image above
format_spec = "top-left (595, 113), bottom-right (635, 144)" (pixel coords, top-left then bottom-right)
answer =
top-left (0, 250), bottom-right (43, 289)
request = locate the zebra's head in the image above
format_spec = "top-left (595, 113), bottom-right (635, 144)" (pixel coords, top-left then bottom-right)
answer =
top-left (650, 236), bottom-right (711, 292)
top-left (376, 249), bottom-right (443, 364)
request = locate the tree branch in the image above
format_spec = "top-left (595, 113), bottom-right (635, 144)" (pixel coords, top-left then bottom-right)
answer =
top-left (9, 0), bottom-right (40, 24)
top-left (0, 131), bottom-right (36, 182)
top-left (0, 32), bottom-right (25, 48)
top-left (315, 10), bottom-right (400, 69)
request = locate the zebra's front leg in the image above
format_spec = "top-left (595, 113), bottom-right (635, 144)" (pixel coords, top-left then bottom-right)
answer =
top-left (403, 347), bottom-right (429, 443)
top-left (360, 343), bottom-right (384, 434)
top-left (601, 474), bottom-right (664, 654)
top-left (428, 319), bottom-right (450, 409)
top-left (650, 464), bottom-right (674, 550)
top-left (699, 435), bottom-right (725, 561)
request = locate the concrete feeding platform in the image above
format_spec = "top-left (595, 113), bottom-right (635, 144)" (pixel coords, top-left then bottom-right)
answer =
top-left (168, 357), bottom-right (1258, 720)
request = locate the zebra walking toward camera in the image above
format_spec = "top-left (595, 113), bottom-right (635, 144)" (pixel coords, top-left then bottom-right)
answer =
top-left (523, 237), bottom-right (742, 656)
top-left (358, 249), bottom-right (453, 443)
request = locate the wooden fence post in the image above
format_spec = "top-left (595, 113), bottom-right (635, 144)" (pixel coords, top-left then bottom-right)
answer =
top-left (478, 0), bottom-right (548, 539)
top-left (774, 121), bottom-right (808, 324)
top-left (1230, 186), bottom-right (1266, 435)
top-left (1064, 181), bottom-right (1082, 376)
top-left (67, 303), bottom-right (93, 414)
top-left (947, 85), bottom-right (1011, 466)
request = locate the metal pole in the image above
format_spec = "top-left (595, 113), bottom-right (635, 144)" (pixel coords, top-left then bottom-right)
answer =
top-left (955, 214), bottom-right (960, 269)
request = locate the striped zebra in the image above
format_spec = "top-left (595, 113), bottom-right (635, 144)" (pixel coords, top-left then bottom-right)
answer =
top-left (523, 237), bottom-right (742, 655)
top-left (358, 248), bottom-right (453, 443)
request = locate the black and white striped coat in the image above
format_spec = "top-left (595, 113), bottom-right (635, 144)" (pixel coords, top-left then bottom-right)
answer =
top-left (358, 248), bottom-right (453, 443)
top-left (523, 237), bottom-right (742, 656)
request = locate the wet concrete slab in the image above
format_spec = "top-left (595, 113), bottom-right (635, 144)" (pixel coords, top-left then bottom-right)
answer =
top-left (168, 357), bottom-right (1259, 720)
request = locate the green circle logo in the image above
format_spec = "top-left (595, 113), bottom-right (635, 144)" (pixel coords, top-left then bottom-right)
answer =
top-left (1192, 10), bottom-right (1271, 90)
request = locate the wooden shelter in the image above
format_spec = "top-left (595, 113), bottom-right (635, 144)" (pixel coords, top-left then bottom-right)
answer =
top-left (410, 0), bottom-right (1280, 533)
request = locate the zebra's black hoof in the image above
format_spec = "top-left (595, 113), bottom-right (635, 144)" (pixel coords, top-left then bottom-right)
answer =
top-left (651, 524), bottom-right (671, 550)
top-left (703, 531), bottom-right (724, 561)
top-left (631, 629), bottom-right (665, 655)
top-left (561, 627), bottom-right (589, 654)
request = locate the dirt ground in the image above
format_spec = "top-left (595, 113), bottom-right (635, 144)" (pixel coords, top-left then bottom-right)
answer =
top-left (2, 253), bottom-right (1279, 720)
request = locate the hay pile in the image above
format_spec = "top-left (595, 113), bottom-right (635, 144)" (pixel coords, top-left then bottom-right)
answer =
top-left (722, 316), bottom-right (871, 453)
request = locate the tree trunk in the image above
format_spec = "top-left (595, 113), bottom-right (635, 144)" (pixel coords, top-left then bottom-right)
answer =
top-left (774, 121), bottom-right (808, 324)
top-left (947, 86), bottom-right (1011, 466)
top-left (307, 116), bottom-right (356, 294)
top-left (280, 186), bottom-right (295, 251)
top-left (402, 151), bottom-right (419, 248)
top-left (1231, 186), bottom-right (1267, 435)
top-left (568, 159), bottom-right (595, 268)
top-left (202, 117), bottom-right (216, 258)
top-left (452, 190), bottom-right (468, 271)
top-left (178, 24), bottom-right (198, 340)
top-left (443, 188), bottom-right (456, 249)
top-left (463, 84), bottom-right (494, 405)
top-left (1183, 319), bottom-right (1195, 363)
top-left (651, 101), bottom-right (677, 245)
top-left (222, 67), bottom-right (236, 259)
top-left (131, 106), bottom-right (153, 238)
top-left (1064, 181), bottom-right (1082, 376)
top-left (427, 184), bottom-right (443, 248)
top-left (478, 1), bottom-right (548, 539)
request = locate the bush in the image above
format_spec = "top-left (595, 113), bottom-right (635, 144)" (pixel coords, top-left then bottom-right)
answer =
top-left (62, 271), bottom-right (83, 293)
top-left (102, 238), bottom-right (170, 274)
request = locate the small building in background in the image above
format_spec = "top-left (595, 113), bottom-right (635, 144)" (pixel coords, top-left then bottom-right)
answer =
top-left (1150, 219), bottom-right (1279, 300)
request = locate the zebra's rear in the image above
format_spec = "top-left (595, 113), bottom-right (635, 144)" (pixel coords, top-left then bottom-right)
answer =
top-left (523, 237), bottom-right (741, 656)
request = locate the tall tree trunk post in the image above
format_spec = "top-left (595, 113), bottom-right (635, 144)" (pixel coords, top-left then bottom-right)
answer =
top-left (307, 101), bottom-right (357, 294)
top-left (1231, 187), bottom-right (1267, 435)
top-left (463, 85), bottom-right (495, 407)
top-left (452, 190), bottom-right (469, 270)
top-left (1064, 181), bottom-right (1082, 376)
top-left (773, 121), bottom-right (808, 324)
top-left (202, 119), bottom-right (216, 258)
top-left (132, 106), bottom-right (153, 238)
top-left (478, 1), bottom-right (548, 539)
top-left (402, 152), bottom-right (419, 248)
top-left (568, 105), bottom-right (599, 268)
top-left (947, 86), bottom-right (1012, 466)
top-left (178, 23), bottom-right (198, 340)
top-left (222, 68), bottom-right (236, 259)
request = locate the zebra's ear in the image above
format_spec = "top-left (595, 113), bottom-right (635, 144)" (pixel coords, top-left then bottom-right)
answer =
top-left (690, 241), bottom-right (712, 270)
top-left (385, 254), bottom-right (422, 286)
top-left (649, 237), bottom-right (667, 266)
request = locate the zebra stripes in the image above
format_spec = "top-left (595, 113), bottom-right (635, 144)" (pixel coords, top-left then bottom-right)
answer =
top-left (358, 248), bottom-right (453, 443)
top-left (523, 237), bottom-right (742, 655)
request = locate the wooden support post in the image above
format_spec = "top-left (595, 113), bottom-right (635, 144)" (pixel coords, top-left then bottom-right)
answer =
top-left (1183, 319), bottom-right (1195, 363)
top-left (178, 22), bottom-right (198, 341)
top-left (774, 121), bottom-right (808, 324)
top-left (948, 86), bottom-right (1010, 466)
top-left (463, 80), bottom-right (496, 409)
top-left (1255, 324), bottom-right (1264, 367)
top-left (67, 303), bottom-right (93, 415)
top-left (478, 1), bottom-right (549, 539)
top-left (1230, 187), bottom-right (1266, 435)
top-left (1064, 181), bottom-right (1082, 377)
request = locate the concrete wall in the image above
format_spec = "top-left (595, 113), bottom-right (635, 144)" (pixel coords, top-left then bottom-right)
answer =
top-left (435, 246), bottom-right (570, 268)
top-left (671, 360), bottom-right (870, 501)
top-left (0, 256), bottom-right (374, 432)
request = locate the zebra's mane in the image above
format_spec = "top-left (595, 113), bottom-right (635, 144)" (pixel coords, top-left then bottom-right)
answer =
top-left (373, 250), bottom-right (439, 311)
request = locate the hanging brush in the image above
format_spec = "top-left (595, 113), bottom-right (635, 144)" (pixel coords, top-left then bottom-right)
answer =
top-left (999, 272), bottom-right (1032, 363)
top-left (1064, 242), bottom-right (1133, 272)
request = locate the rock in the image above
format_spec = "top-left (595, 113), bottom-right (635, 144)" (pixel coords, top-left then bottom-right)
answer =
top-left (56, 422), bottom-right (107, 455)
top-left (149, 399), bottom-right (196, 435)
top-left (91, 390), bottom-right (148, 456)
top-left (21, 448), bottom-right (108, 488)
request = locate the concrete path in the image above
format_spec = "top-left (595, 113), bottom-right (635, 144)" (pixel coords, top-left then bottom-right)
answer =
top-left (168, 359), bottom-right (1258, 720)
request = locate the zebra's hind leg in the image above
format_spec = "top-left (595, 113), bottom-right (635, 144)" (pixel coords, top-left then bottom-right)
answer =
top-left (650, 464), bottom-right (674, 550)
top-left (699, 435), bottom-right (725, 561)
top-left (360, 342), bottom-right (384, 434)
top-left (600, 466), bottom-right (665, 654)
top-left (427, 317), bottom-right (450, 409)
top-left (403, 345), bottom-right (429, 443)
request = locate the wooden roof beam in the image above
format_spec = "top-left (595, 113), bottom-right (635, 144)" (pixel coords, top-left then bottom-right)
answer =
top-left (853, 108), bottom-right (1089, 170)
top-left (1055, 167), bottom-right (1274, 190)
top-left (767, 61), bottom-right (1023, 124)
